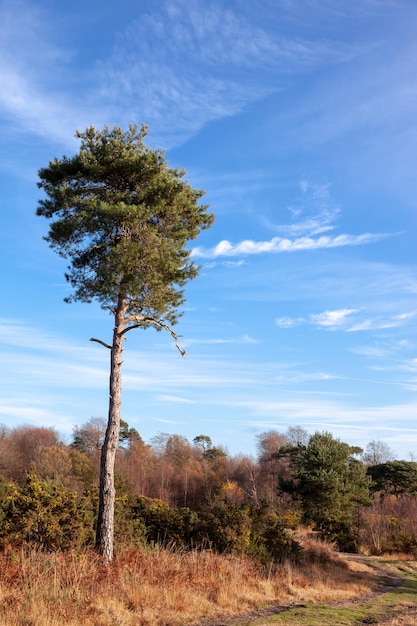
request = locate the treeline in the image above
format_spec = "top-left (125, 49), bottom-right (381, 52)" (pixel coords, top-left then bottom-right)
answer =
top-left (0, 420), bottom-right (416, 559)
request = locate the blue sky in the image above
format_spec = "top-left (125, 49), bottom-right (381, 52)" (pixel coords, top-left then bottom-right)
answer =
top-left (1, 0), bottom-right (417, 459)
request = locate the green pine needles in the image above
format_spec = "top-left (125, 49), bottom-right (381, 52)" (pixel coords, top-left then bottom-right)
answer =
top-left (37, 124), bottom-right (214, 324)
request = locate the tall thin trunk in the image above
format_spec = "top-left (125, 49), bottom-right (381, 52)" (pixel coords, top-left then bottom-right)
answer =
top-left (96, 294), bottom-right (126, 564)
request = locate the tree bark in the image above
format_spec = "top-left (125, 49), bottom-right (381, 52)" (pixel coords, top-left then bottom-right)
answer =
top-left (96, 294), bottom-right (126, 564)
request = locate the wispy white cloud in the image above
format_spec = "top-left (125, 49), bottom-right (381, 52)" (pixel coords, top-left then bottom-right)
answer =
top-left (276, 308), bottom-right (356, 331)
top-left (2, 352), bottom-right (108, 389)
top-left (275, 317), bottom-right (303, 329)
top-left (397, 312), bottom-right (417, 321)
top-left (192, 232), bottom-right (391, 258)
top-left (215, 396), bottom-right (417, 448)
top-left (203, 260), bottom-right (246, 269)
top-left (348, 339), bottom-right (417, 391)
top-left (236, 397), bottom-right (413, 422)
top-left (347, 310), bottom-right (417, 332)
top-left (0, 319), bottom-right (261, 393)
top-left (276, 308), bottom-right (417, 333)
top-left (0, 0), bottom-right (378, 150)
top-left (310, 309), bottom-right (358, 328)
top-left (275, 371), bottom-right (339, 383)
top-left (231, 396), bottom-right (417, 436)
top-left (0, 401), bottom-right (56, 422)
top-left (270, 181), bottom-right (341, 237)
top-left (276, 214), bottom-right (337, 237)
top-left (0, 319), bottom-right (90, 355)
top-left (1, 316), bottom-right (416, 454)
top-left (152, 417), bottom-right (183, 425)
top-left (351, 345), bottom-right (390, 359)
top-left (98, 1), bottom-right (368, 146)
top-left (184, 334), bottom-right (260, 346)
top-left (0, 1), bottom-right (93, 146)
top-left (0, 398), bottom-right (77, 432)
top-left (193, 175), bottom-right (396, 259)
top-left (155, 395), bottom-right (196, 404)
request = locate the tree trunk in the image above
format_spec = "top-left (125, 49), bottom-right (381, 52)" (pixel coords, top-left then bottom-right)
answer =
top-left (96, 295), bottom-right (126, 564)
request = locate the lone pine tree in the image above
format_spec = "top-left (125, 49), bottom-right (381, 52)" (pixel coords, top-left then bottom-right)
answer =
top-left (37, 124), bottom-right (214, 563)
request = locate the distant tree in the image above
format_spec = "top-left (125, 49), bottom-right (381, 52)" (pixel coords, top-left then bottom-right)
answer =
top-left (72, 417), bottom-right (106, 458)
top-left (203, 446), bottom-right (227, 464)
top-left (256, 430), bottom-right (288, 459)
top-left (37, 124), bottom-right (214, 563)
top-left (151, 432), bottom-right (172, 454)
top-left (193, 435), bottom-right (227, 464)
top-left (286, 426), bottom-right (309, 447)
top-left (360, 495), bottom-right (417, 555)
top-left (116, 435), bottom-right (155, 496)
top-left (192, 435), bottom-right (228, 506)
top-left (227, 454), bottom-right (260, 505)
top-left (367, 461), bottom-right (417, 498)
top-left (118, 419), bottom-right (142, 447)
top-left (165, 435), bottom-right (191, 501)
top-left (165, 434), bottom-right (191, 464)
top-left (193, 435), bottom-right (213, 453)
top-left (362, 440), bottom-right (395, 466)
top-left (148, 433), bottom-right (204, 506)
top-left (31, 446), bottom-right (73, 485)
top-left (279, 431), bottom-right (371, 548)
top-left (69, 448), bottom-right (96, 491)
top-left (256, 430), bottom-right (289, 506)
top-left (6, 426), bottom-right (62, 483)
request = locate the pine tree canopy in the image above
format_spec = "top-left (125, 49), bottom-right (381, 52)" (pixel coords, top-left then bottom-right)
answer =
top-left (37, 124), bottom-right (214, 326)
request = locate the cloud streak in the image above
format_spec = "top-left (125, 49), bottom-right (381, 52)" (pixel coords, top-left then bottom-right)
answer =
top-left (192, 232), bottom-right (391, 258)
top-left (269, 181), bottom-right (341, 237)
top-left (276, 308), bottom-right (417, 332)
top-left (184, 334), bottom-right (260, 346)
top-left (310, 309), bottom-right (358, 328)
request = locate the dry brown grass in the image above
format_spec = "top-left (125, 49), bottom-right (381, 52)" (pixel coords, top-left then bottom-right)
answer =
top-left (0, 537), bottom-right (380, 626)
top-left (284, 532), bottom-right (375, 604)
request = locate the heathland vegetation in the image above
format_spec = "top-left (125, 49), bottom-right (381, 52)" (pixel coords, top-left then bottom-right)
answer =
top-left (1, 422), bottom-right (416, 557)
top-left (1, 422), bottom-right (417, 624)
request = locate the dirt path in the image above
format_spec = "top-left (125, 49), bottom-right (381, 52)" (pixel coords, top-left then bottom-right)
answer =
top-left (196, 557), bottom-right (417, 626)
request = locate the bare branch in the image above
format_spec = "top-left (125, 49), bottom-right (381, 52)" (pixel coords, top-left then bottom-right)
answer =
top-left (90, 337), bottom-right (112, 350)
top-left (123, 316), bottom-right (186, 356)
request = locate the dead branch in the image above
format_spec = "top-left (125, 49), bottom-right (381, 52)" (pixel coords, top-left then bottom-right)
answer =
top-left (123, 316), bottom-right (186, 356)
top-left (90, 337), bottom-right (112, 350)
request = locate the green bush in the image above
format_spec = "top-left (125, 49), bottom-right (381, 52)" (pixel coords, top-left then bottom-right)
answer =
top-left (113, 492), bottom-right (147, 547)
top-left (195, 502), bottom-right (252, 553)
top-left (248, 508), bottom-right (301, 564)
top-left (131, 496), bottom-right (199, 547)
top-left (0, 474), bottom-right (95, 549)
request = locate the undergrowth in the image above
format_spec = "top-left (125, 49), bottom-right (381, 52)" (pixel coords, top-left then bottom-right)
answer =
top-left (0, 534), bottom-right (379, 626)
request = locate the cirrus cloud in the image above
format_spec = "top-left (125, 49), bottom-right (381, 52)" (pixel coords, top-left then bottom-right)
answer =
top-left (310, 309), bottom-right (358, 328)
top-left (192, 232), bottom-right (392, 258)
top-left (276, 308), bottom-right (417, 333)
top-left (276, 308), bottom-right (358, 330)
